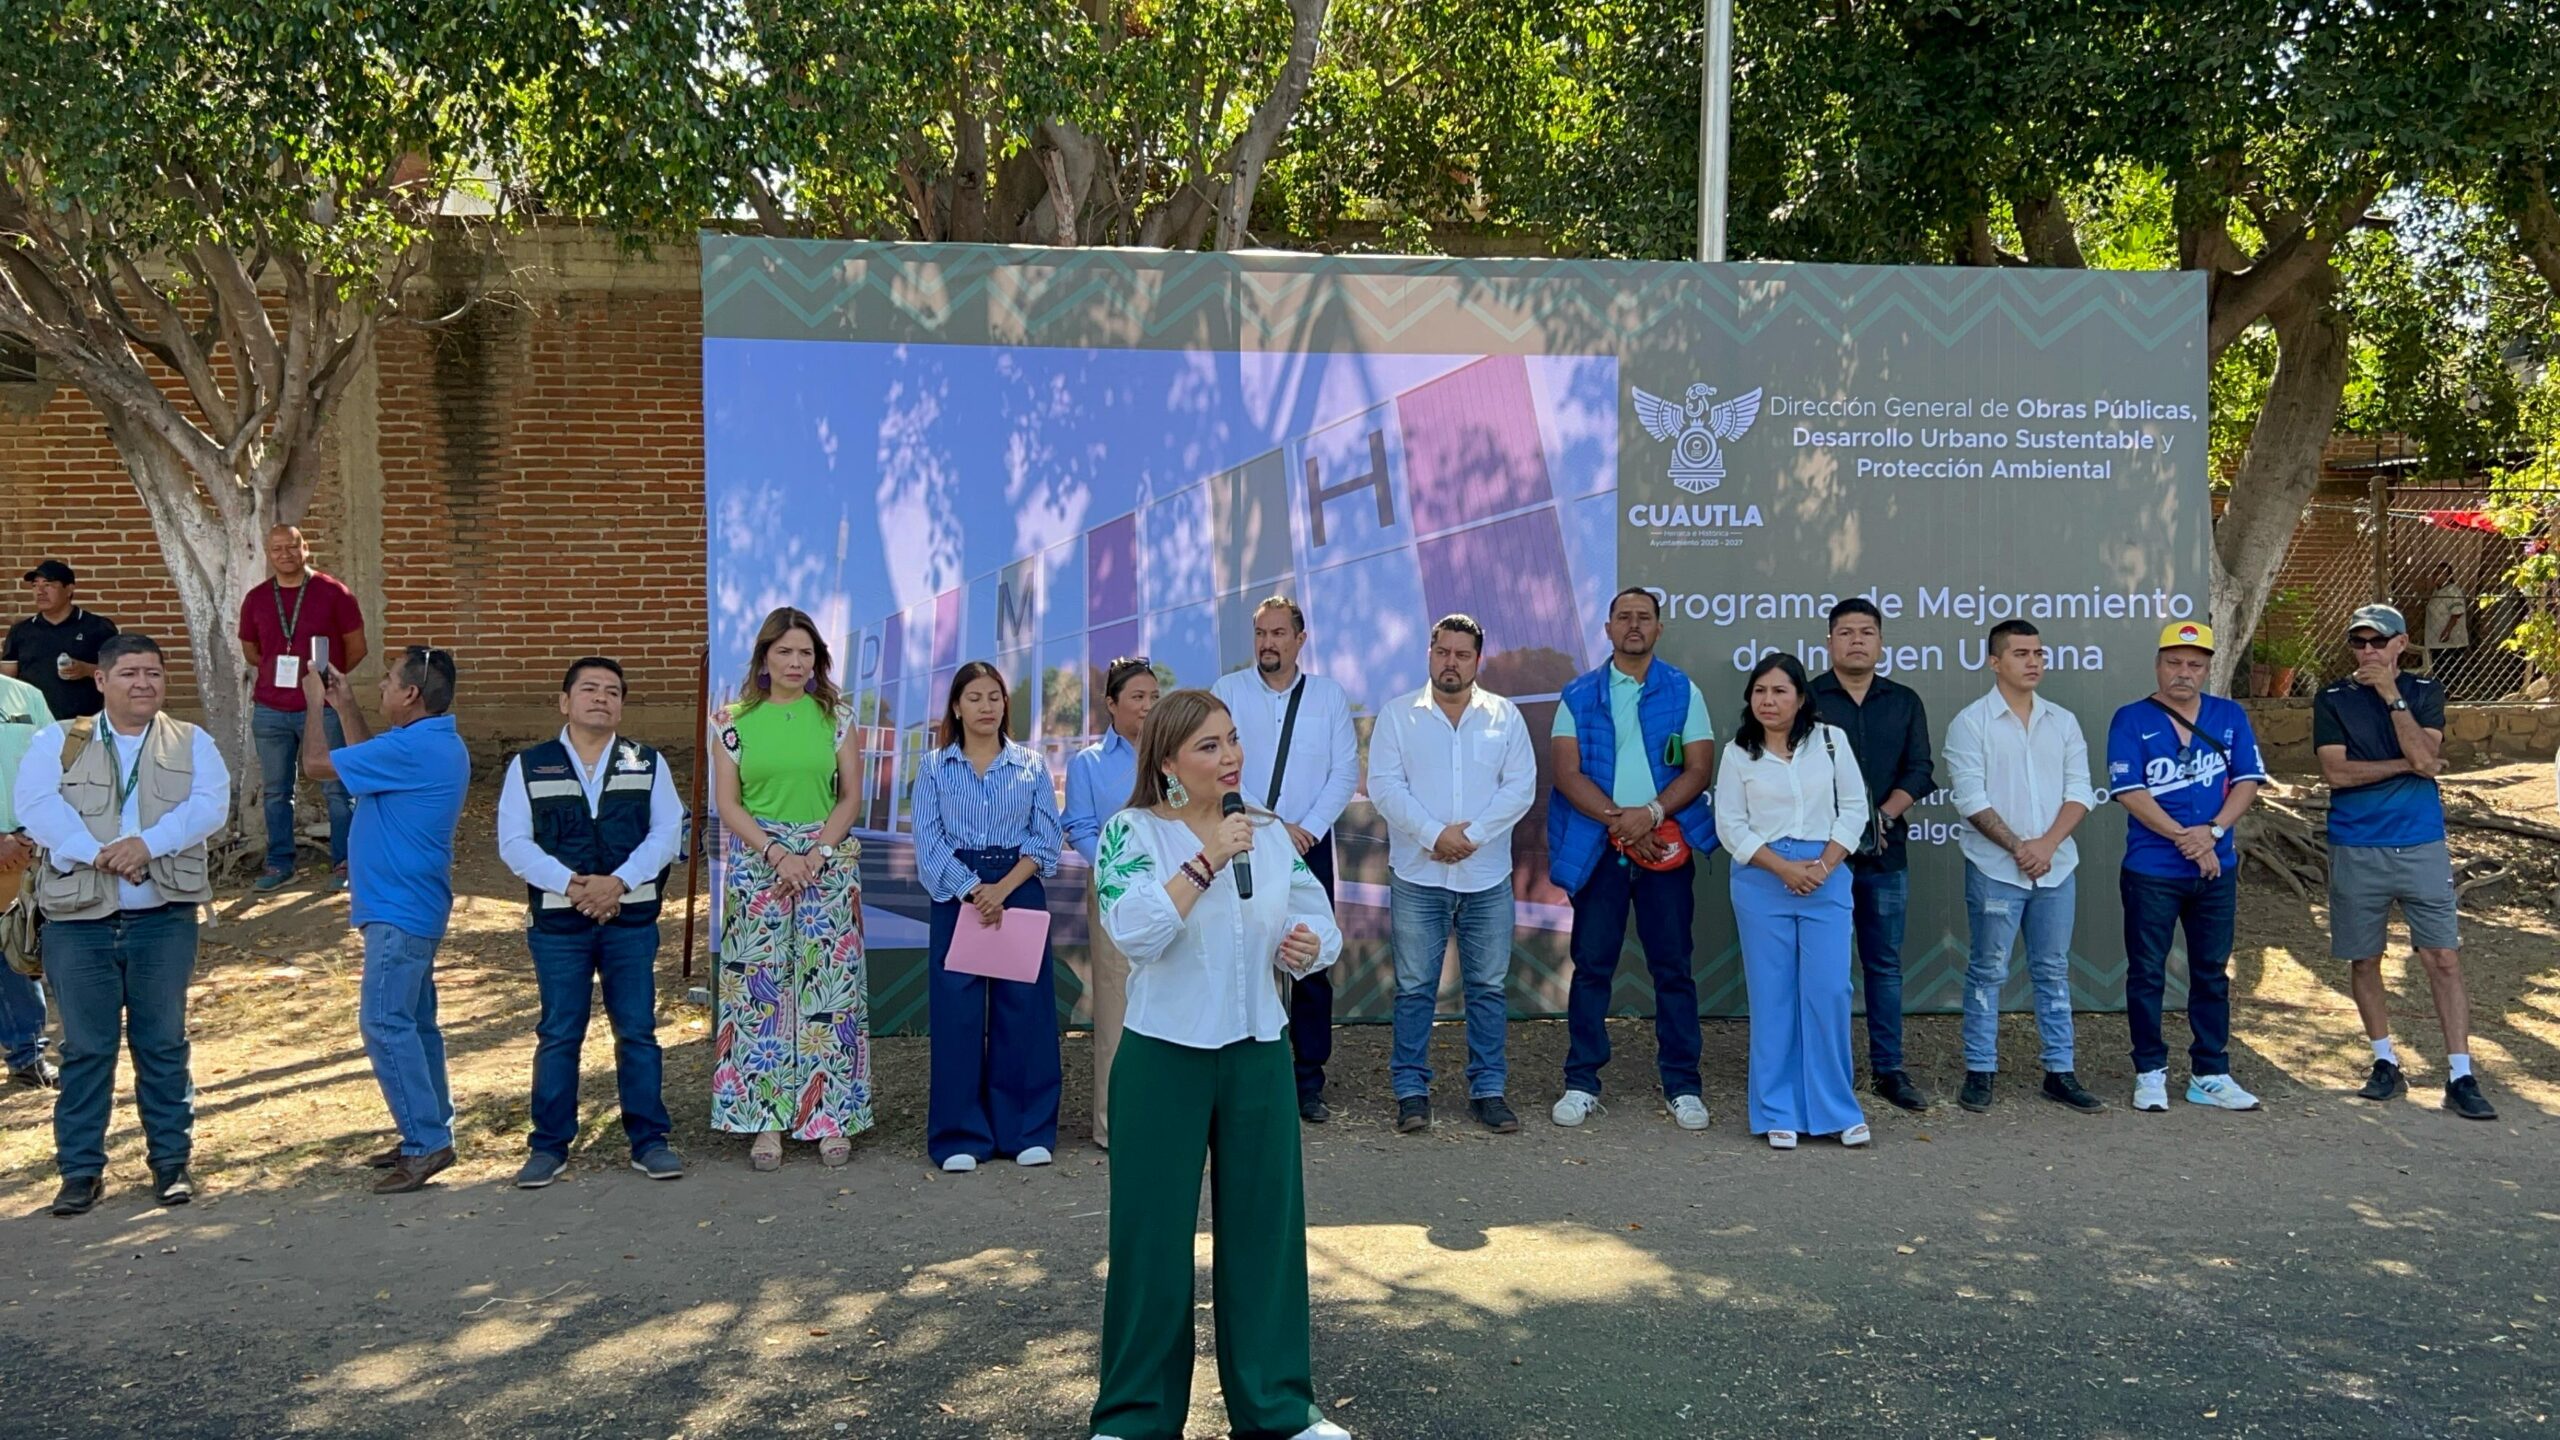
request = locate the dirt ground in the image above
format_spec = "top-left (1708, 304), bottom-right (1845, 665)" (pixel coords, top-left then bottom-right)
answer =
top-left (3, 764), bottom-right (2556, 1439)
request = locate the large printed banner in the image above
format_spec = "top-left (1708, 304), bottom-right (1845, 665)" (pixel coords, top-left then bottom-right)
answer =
top-left (701, 238), bottom-right (2209, 1035)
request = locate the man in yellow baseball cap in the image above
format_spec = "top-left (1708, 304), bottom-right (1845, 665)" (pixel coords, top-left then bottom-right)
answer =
top-left (2100, 615), bottom-right (2268, 1114)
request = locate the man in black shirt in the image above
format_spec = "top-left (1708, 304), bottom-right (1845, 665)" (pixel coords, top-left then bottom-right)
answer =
top-left (1810, 597), bottom-right (1938, 1112)
top-left (1, 560), bottom-right (117, 720)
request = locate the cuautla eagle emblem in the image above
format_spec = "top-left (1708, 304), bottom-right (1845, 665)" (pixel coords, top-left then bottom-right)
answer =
top-left (1633, 383), bottom-right (1764, 493)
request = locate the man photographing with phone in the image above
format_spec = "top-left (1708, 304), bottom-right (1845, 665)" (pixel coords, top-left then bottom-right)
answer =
top-left (299, 645), bottom-right (471, 1192)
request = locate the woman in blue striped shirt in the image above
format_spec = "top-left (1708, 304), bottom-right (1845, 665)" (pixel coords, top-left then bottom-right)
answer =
top-left (911, 660), bottom-right (1066, 1172)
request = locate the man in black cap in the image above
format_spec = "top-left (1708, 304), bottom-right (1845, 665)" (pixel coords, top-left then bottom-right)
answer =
top-left (2, 561), bottom-right (118, 721)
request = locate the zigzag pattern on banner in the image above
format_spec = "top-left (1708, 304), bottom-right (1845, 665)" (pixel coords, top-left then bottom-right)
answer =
top-left (700, 238), bottom-right (2206, 355)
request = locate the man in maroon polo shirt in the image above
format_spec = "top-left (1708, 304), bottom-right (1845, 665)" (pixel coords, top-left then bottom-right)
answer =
top-left (240, 524), bottom-right (367, 891)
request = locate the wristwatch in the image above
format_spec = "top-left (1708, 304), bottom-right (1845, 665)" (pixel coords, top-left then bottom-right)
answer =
top-left (2387, 698), bottom-right (2411, 713)
top-left (2208, 823), bottom-right (2227, 841)
top-left (815, 843), bottom-right (837, 862)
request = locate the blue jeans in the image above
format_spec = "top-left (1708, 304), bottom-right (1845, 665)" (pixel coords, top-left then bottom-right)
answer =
top-left (1388, 875), bottom-right (1516, 1100)
top-left (252, 702), bottom-right (351, 871)
top-left (924, 849), bottom-right (1061, 1164)
top-left (0, 964), bottom-right (47, 1069)
top-left (527, 922), bottom-right (671, 1157)
top-left (360, 922), bottom-right (453, 1154)
top-left (1850, 867), bottom-right (1909, 1073)
top-left (1563, 854), bottom-right (1702, 1100)
top-left (1734, 839), bottom-right (1864, 1136)
top-left (45, 905), bottom-right (198, 1179)
top-left (2120, 869), bottom-right (2237, 1077)
top-left (1961, 863), bottom-right (2078, 1073)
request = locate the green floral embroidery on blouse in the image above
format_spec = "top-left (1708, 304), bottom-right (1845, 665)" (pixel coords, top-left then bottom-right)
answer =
top-left (1096, 816), bottom-right (1155, 909)
top-left (1291, 854), bottom-right (1314, 881)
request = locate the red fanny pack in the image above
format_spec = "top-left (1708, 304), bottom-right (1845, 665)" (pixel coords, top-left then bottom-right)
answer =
top-left (1611, 818), bottom-right (1690, 872)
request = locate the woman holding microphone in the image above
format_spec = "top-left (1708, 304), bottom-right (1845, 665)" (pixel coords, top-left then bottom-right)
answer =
top-left (1714, 653), bottom-right (1873, 1150)
top-left (1087, 689), bottom-right (1350, 1440)
top-left (910, 660), bottom-right (1065, 1173)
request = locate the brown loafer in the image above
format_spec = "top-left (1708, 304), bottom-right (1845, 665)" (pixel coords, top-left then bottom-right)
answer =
top-left (361, 1143), bottom-right (402, 1170)
top-left (372, 1147), bottom-right (455, 1194)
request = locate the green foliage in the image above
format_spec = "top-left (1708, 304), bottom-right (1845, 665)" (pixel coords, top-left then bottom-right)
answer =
top-left (2483, 368), bottom-right (2560, 676)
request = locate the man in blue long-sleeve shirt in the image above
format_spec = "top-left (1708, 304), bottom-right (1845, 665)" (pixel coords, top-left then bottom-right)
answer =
top-left (1060, 657), bottom-right (1157, 1149)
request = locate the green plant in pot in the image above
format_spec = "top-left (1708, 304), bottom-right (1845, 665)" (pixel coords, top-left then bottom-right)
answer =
top-left (2255, 626), bottom-right (2326, 696)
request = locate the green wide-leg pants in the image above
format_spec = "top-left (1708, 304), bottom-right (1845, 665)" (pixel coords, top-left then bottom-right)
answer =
top-left (1090, 1030), bottom-right (1321, 1440)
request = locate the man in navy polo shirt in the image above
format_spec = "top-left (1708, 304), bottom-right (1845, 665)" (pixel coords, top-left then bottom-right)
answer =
top-left (2105, 622), bottom-right (2268, 1115)
top-left (2315, 604), bottom-right (2495, 1121)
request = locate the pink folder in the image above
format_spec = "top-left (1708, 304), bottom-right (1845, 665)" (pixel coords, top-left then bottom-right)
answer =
top-left (944, 907), bottom-right (1051, 983)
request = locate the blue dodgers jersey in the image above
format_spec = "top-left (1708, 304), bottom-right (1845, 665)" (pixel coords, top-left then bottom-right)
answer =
top-left (2106, 695), bottom-right (2268, 878)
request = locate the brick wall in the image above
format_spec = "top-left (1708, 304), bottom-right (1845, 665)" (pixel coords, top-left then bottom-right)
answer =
top-left (0, 229), bottom-right (707, 742)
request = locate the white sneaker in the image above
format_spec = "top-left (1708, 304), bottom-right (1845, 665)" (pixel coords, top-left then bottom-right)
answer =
top-left (1767, 1130), bottom-right (1798, 1149)
top-left (1840, 1123), bottom-right (1871, 1147)
top-left (2186, 1075), bottom-right (2261, 1111)
top-left (1016, 1146), bottom-right (1053, 1167)
top-left (1290, 1422), bottom-right (1353, 1440)
top-left (940, 1154), bottom-right (977, 1173)
top-left (1666, 1095), bottom-right (1711, 1131)
top-left (1551, 1090), bottom-right (1603, 1127)
top-left (2133, 1070), bottom-right (2169, 1113)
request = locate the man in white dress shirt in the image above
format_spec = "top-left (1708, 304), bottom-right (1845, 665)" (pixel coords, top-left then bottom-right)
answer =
top-left (1942, 619), bottom-right (2104, 1115)
top-left (1212, 596), bottom-right (1358, 1123)
top-left (494, 656), bottom-right (687, 1188)
top-left (14, 635), bottom-right (230, 1216)
top-left (1365, 615), bottom-right (1536, 1135)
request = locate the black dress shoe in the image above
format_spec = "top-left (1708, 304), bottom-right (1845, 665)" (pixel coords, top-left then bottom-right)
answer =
top-left (1958, 1070), bottom-right (1995, 1112)
top-left (2041, 1070), bottom-right (2108, 1113)
top-left (1394, 1096), bottom-right (1431, 1133)
top-left (1873, 1070), bottom-right (1930, 1112)
top-left (360, 1142), bottom-right (403, 1169)
top-left (2443, 1075), bottom-right (2498, 1121)
top-left (2357, 1059), bottom-right (2407, 1101)
top-left (8, 1058), bottom-right (58, 1089)
top-left (1298, 1098), bottom-right (1332, 1124)
top-left (51, 1175), bottom-right (105, 1217)
top-left (153, 1168), bottom-right (195, 1206)
top-left (1470, 1095), bottom-right (1522, 1134)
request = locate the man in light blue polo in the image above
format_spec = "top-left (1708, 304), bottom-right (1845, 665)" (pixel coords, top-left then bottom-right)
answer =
top-left (1061, 655), bottom-right (1157, 1149)
top-left (1546, 587), bottom-right (1716, 1131)
top-left (300, 645), bottom-right (471, 1191)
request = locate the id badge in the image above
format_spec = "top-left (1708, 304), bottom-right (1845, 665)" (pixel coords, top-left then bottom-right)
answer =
top-left (275, 655), bottom-right (301, 689)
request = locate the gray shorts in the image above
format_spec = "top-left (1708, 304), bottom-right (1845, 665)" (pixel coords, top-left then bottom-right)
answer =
top-left (2328, 839), bottom-right (2460, 959)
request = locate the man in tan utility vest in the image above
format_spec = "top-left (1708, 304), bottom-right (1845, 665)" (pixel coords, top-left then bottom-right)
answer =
top-left (11, 635), bottom-right (229, 1217)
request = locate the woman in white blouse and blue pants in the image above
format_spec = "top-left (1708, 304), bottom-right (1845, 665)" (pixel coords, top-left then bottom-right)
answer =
top-left (1714, 653), bottom-right (1874, 1149)
top-left (1088, 690), bottom-right (1350, 1440)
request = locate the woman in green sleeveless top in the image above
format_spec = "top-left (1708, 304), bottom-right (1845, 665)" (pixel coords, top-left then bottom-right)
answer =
top-left (709, 608), bottom-right (872, 1169)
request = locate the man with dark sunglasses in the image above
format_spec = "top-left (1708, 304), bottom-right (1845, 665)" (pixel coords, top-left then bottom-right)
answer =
top-left (2313, 604), bottom-right (2494, 1121)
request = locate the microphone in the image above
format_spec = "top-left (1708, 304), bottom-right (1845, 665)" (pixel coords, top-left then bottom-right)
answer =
top-left (1221, 791), bottom-right (1253, 900)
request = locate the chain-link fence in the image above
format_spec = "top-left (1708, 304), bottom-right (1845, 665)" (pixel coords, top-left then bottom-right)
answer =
top-left (2254, 484), bottom-right (2559, 701)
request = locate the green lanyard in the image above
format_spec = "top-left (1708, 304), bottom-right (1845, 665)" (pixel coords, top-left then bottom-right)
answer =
top-left (97, 718), bottom-right (150, 812)
top-left (272, 579), bottom-right (311, 647)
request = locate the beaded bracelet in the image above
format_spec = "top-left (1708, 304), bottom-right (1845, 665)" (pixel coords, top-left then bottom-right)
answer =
top-left (1179, 855), bottom-right (1216, 892)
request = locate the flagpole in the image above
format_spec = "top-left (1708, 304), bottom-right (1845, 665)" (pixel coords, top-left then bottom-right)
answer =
top-left (1698, 0), bottom-right (1734, 263)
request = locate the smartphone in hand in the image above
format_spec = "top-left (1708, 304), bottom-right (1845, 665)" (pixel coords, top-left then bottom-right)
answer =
top-left (311, 635), bottom-right (332, 678)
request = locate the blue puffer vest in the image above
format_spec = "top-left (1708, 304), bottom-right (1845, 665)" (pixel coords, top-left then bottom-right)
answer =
top-left (1545, 658), bottom-right (1717, 893)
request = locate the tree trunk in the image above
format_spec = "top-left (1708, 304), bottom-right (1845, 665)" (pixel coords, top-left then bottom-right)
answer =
top-left (100, 413), bottom-right (267, 855)
top-left (1214, 0), bottom-right (1331, 251)
top-left (2208, 276), bottom-right (2348, 694)
top-left (2515, 167), bottom-right (2560, 299)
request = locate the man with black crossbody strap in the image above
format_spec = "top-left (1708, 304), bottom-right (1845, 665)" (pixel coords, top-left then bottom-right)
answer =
top-left (2104, 622), bottom-right (2268, 1115)
top-left (1212, 597), bottom-right (1357, 1123)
